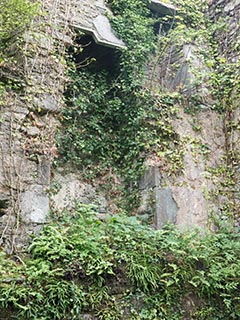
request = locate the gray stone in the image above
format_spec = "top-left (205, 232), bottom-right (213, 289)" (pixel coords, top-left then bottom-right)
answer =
top-left (139, 166), bottom-right (161, 190)
top-left (148, 0), bottom-right (178, 16)
top-left (27, 126), bottom-right (40, 136)
top-left (14, 106), bottom-right (29, 117)
top-left (51, 172), bottom-right (108, 213)
top-left (137, 189), bottom-right (155, 216)
top-left (61, 0), bottom-right (126, 49)
top-left (20, 186), bottom-right (49, 224)
top-left (0, 193), bottom-right (10, 201)
top-left (33, 94), bottom-right (61, 113)
top-left (95, 0), bottom-right (106, 12)
top-left (80, 314), bottom-right (97, 320)
top-left (24, 32), bottom-right (53, 51)
top-left (138, 167), bottom-right (178, 228)
top-left (172, 187), bottom-right (208, 227)
top-left (155, 188), bottom-right (178, 228)
top-left (37, 158), bottom-right (51, 186)
top-left (92, 15), bottom-right (126, 48)
top-left (146, 43), bottom-right (212, 101)
top-left (224, 0), bottom-right (240, 12)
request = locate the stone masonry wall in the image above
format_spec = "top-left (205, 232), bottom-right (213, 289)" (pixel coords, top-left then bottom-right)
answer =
top-left (0, 0), bottom-right (126, 251)
top-left (0, 0), bottom-right (73, 252)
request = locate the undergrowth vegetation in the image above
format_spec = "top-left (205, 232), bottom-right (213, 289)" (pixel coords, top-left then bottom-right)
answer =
top-left (0, 204), bottom-right (239, 319)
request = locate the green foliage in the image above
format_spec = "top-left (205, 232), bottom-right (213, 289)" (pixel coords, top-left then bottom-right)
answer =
top-left (57, 0), bottom-right (184, 210)
top-left (0, 0), bottom-right (38, 106)
top-left (0, 0), bottom-right (38, 59)
top-left (0, 204), bottom-right (239, 319)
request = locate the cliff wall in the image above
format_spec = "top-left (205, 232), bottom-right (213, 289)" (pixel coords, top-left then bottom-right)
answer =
top-left (0, 0), bottom-right (239, 252)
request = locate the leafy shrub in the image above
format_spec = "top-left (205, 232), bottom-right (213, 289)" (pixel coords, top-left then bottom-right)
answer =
top-left (0, 0), bottom-right (38, 57)
top-left (0, 204), bottom-right (239, 319)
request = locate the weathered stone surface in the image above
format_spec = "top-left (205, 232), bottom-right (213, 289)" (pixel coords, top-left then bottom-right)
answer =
top-left (146, 43), bottom-right (212, 102)
top-left (37, 158), bottom-right (51, 186)
top-left (139, 166), bottom-right (161, 190)
top-left (92, 15), bottom-right (126, 48)
top-left (148, 0), bottom-right (177, 16)
top-left (53, 0), bottom-right (126, 49)
top-left (169, 109), bottom-right (225, 228)
top-left (0, 0), bottom-right (67, 250)
top-left (26, 126), bottom-right (40, 136)
top-left (51, 172), bottom-right (108, 213)
top-left (20, 186), bottom-right (49, 224)
top-left (33, 94), bottom-right (61, 113)
top-left (138, 166), bottom-right (177, 228)
top-left (209, 0), bottom-right (240, 61)
top-left (139, 107), bottom-right (226, 229)
top-left (155, 188), bottom-right (178, 228)
top-left (224, 0), bottom-right (240, 12)
top-left (172, 187), bottom-right (208, 227)
top-left (80, 314), bottom-right (98, 320)
top-left (24, 32), bottom-right (54, 51)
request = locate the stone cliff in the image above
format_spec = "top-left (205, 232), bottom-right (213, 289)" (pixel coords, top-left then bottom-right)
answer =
top-left (0, 0), bottom-right (239, 251)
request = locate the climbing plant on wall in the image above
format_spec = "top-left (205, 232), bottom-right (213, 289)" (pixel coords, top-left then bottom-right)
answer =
top-left (57, 0), bottom-right (239, 223)
top-left (57, 0), bottom-right (182, 210)
top-left (0, 0), bottom-right (38, 101)
top-left (0, 0), bottom-right (38, 61)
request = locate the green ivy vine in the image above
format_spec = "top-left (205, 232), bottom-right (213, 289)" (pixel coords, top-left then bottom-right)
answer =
top-left (57, 0), bottom-right (239, 223)
top-left (57, 0), bottom-right (182, 210)
top-left (0, 0), bottom-right (38, 99)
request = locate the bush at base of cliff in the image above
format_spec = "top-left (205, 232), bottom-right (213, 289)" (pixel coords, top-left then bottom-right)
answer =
top-left (0, 203), bottom-right (239, 319)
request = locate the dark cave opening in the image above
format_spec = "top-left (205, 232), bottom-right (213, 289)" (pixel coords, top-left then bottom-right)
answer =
top-left (70, 34), bottom-right (121, 74)
top-left (0, 198), bottom-right (9, 217)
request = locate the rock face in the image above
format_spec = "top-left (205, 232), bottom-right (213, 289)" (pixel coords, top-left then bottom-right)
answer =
top-left (0, 1), bottom-right (65, 250)
top-left (139, 0), bottom-right (240, 229)
top-left (145, 40), bottom-right (211, 103)
top-left (0, 0), bottom-right (239, 250)
top-left (51, 172), bottom-right (108, 215)
top-left (0, 0), bottom-right (125, 251)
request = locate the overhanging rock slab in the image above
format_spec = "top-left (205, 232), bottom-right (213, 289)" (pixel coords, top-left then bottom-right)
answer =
top-left (67, 0), bottom-right (126, 49)
top-left (148, 0), bottom-right (178, 16)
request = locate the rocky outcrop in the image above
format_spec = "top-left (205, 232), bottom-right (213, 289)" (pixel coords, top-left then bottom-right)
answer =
top-left (0, 0), bottom-right (126, 251)
top-left (139, 0), bottom-right (240, 229)
top-left (0, 0), bottom-right (239, 251)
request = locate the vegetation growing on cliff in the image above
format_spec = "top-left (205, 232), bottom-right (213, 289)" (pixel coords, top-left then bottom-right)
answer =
top-left (0, 0), bottom-right (37, 61)
top-left (57, 0), bottom-right (182, 210)
top-left (0, 0), bottom-right (239, 318)
top-left (56, 0), bottom-right (239, 223)
top-left (1, 204), bottom-right (239, 319)
top-left (0, 0), bottom-right (38, 99)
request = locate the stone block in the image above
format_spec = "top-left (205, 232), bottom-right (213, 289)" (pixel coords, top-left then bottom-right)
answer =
top-left (92, 15), bottom-right (126, 48)
top-left (27, 126), bottom-right (40, 136)
top-left (33, 94), bottom-right (61, 113)
top-left (148, 0), bottom-right (177, 16)
top-left (155, 188), bottom-right (178, 228)
top-left (20, 186), bottom-right (49, 224)
top-left (139, 166), bottom-right (161, 190)
top-left (51, 172), bottom-right (108, 213)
